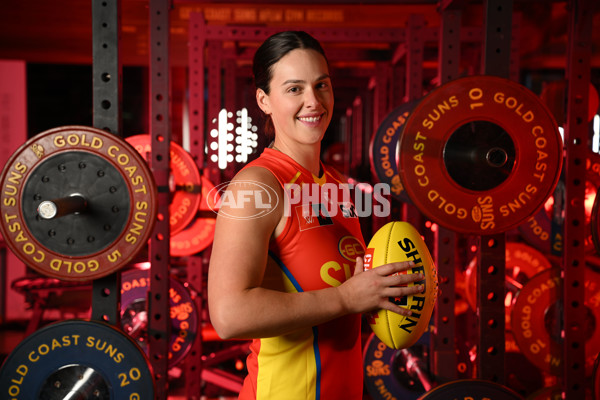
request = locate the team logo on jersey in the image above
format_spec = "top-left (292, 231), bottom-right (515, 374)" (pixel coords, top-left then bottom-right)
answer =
top-left (338, 236), bottom-right (365, 261)
top-left (296, 203), bottom-right (333, 231)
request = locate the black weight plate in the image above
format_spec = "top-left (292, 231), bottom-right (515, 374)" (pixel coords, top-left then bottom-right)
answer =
top-left (418, 379), bottom-right (523, 400)
top-left (369, 101), bottom-right (418, 203)
top-left (363, 331), bottom-right (431, 400)
top-left (0, 319), bottom-right (154, 399)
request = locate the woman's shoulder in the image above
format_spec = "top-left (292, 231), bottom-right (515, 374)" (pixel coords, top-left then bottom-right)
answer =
top-left (232, 163), bottom-right (280, 186)
top-left (215, 166), bottom-right (283, 224)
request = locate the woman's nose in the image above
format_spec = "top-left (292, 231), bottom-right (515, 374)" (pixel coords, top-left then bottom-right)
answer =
top-left (304, 88), bottom-right (320, 107)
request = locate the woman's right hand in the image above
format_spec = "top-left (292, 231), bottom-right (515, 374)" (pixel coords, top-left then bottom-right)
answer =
top-left (337, 257), bottom-right (425, 316)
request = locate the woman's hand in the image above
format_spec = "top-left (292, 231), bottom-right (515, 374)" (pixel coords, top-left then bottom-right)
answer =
top-left (337, 257), bottom-right (424, 316)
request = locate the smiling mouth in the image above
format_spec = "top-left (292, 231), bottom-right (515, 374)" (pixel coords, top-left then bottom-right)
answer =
top-left (297, 115), bottom-right (322, 123)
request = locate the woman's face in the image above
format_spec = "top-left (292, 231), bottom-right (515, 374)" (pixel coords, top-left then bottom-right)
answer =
top-left (257, 48), bottom-right (334, 147)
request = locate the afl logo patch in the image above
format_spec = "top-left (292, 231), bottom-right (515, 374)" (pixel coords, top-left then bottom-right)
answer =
top-left (339, 236), bottom-right (365, 261)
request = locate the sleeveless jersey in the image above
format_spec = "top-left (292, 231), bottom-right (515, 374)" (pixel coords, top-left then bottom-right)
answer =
top-left (238, 148), bottom-right (366, 400)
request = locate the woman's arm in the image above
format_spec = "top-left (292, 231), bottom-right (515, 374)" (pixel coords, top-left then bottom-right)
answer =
top-left (208, 167), bottom-right (424, 340)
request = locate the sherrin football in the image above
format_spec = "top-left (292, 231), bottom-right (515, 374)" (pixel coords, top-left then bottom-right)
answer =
top-left (364, 221), bottom-right (438, 349)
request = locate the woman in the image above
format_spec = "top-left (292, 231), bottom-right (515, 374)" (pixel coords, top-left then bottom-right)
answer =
top-left (208, 31), bottom-right (424, 399)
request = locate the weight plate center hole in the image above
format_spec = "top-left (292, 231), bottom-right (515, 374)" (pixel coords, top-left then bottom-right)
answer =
top-left (486, 147), bottom-right (508, 168)
top-left (443, 120), bottom-right (516, 191)
top-left (39, 364), bottom-right (109, 399)
top-left (22, 152), bottom-right (131, 257)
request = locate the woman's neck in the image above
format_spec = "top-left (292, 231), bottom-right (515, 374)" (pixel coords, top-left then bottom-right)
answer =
top-left (271, 140), bottom-right (322, 176)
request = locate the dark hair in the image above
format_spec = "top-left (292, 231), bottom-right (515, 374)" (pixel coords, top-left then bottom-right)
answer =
top-left (253, 31), bottom-right (328, 95)
top-left (253, 31), bottom-right (328, 137)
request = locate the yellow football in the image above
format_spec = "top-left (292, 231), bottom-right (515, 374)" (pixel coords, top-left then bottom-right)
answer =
top-left (364, 221), bottom-right (438, 349)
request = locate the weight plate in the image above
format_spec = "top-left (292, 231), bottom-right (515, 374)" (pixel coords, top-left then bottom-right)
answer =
top-left (170, 175), bottom-right (218, 257)
top-left (464, 242), bottom-right (552, 314)
top-left (121, 268), bottom-right (198, 367)
top-left (0, 126), bottom-right (157, 281)
top-left (526, 386), bottom-right (562, 400)
top-left (398, 75), bottom-right (563, 235)
top-left (363, 331), bottom-right (430, 400)
top-left (539, 80), bottom-right (599, 126)
top-left (417, 379), bottom-right (522, 400)
top-left (0, 319), bottom-right (155, 399)
top-left (369, 101), bottom-right (418, 203)
top-left (504, 333), bottom-right (545, 398)
top-left (511, 267), bottom-right (600, 376)
top-left (520, 151), bottom-right (600, 255)
top-left (126, 134), bottom-right (202, 236)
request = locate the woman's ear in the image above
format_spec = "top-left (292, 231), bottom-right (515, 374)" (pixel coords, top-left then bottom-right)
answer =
top-left (256, 88), bottom-right (271, 115)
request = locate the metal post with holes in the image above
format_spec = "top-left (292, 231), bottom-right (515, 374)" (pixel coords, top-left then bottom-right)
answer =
top-left (477, 0), bottom-right (513, 384)
top-left (148, 0), bottom-right (172, 397)
top-left (91, 0), bottom-right (122, 326)
top-left (402, 14), bottom-right (425, 230)
top-left (405, 14), bottom-right (425, 104)
top-left (351, 96), bottom-right (363, 177)
top-left (371, 62), bottom-right (389, 133)
top-left (188, 13), bottom-right (206, 170)
top-left (562, 0), bottom-right (593, 397)
top-left (186, 15), bottom-right (207, 399)
top-left (344, 107), bottom-right (353, 178)
top-left (369, 63), bottom-right (393, 231)
top-left (432, 3), bottom-right (462, 383)
top-left (206, 39), bottom-right (223, 183)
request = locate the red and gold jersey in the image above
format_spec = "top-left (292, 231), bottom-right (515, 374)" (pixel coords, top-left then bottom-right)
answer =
top-left (238, 148), bottom-right (366, 400)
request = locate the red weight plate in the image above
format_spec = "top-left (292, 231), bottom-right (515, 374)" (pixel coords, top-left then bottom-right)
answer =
top-left (0, 126), bottom-right (157, 281)
top-left (464, 242), bottom-right (552, 317)
top-left (527, 386), bottom-right (562, 400)
top-left (540, 80), bottom-right (599, 125)
top-left (511, 267), bottom-right (600, 376)
top-left (520, 151), bottom-right (600, 255)
top-left (120, 268), bottom-right (198, 367)
top-left (503, 332), bottom-right (545, 397)
top-left (398, 75), bottom-right (563, 235)
top-left (369, 101), bottom-right (418, 203)
top-left (170, 175), bottom-right (218, 257)
top-left (126, 134), bottom-right (202, 235)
